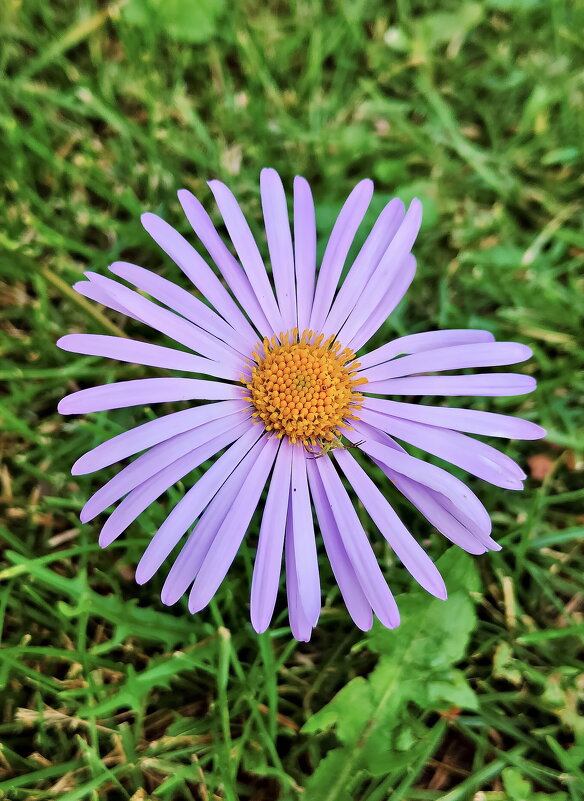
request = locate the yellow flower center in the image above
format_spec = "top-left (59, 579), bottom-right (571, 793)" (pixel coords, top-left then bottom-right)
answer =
top-left (243, 328), bottom-right (367, 446)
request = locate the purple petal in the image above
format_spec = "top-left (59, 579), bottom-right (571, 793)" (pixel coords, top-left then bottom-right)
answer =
top-left (57, 334), bottom-right (232, 380)
top-left (306, 459), bottom-right (373, 630)
top-left (260, 168), bottom-right (297, 329)
top-left (362, 396), bottom-right (546, 440)
top-left (309, 179), bottom-right (374, 333)
top-left (250, 441), bottom-right (293, 633)
top-left (293, 176), bottom-right (317, 334)
top-left (188, 436), bottom-right (279, 613)
top-left (84, 273), bottom-right (243, 371)
top-left (98, 420), bottom-right (250, 547)
top-left (389, 473), bottom-right (493, 554)
top-left (364, 373), bottom-right (537, 397)
top-left (108, 261), bottom-right (255, 354)
top-left (360, 408), bottom-right (526, 489)
top-left (72, 399), bottom-right (246, 475)
top-left (333, 449), bottom-right (447, 599)
top-left (141, 211), bottom-right (255, 341)
top-left (136, 425), bottom-right (262, 584)
top-left (285, 498), bottom-right (314, 642)
top-left (73, 280), bottom-right (141, 321)
top-left (351, 425), bottom-right (498, 553)
top-left (337, 198), bottom-right (422, 345)
top-left (59, 377), bottom-right (242, 416)
top-left (178, 189), bottom-right (271, 338)
top-left (345, 253), bottom-right (416, 351)
top-left (159, 432), bottom-right (266, 606)
top-left (351, 421), bottom-right (492, 532)
top-left (207, 180), bottom-right (284, 335)
top-left (358, 329), bottom-right (496, 371)
top-left (361, 342), bottom-right (533, 383)
top-left (314, 456), bottom-right (400, 629)
top-left (80, 412), bottom-right (247, 522)
top-left (290, 445), bottom-right (320, 625)
top-left (322, 198), bottom-right (405, 338)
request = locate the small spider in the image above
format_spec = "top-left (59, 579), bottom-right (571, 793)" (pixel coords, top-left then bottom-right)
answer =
top-left (304, 437), bottom-right (365, 459)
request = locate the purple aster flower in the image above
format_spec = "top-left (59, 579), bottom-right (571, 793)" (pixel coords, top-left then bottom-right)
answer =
top-left (57, 169), bottom-right (545, 640)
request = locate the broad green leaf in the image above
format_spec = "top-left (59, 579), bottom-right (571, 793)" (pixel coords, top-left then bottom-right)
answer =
top-left (302, 676), bottom-right (373, 745)
top-left (303, 750), bottom-right (353, 801)
top-left (426, 668), bottom-right (478, 711)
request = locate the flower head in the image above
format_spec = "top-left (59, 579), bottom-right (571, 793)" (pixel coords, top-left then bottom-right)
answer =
top-left (58, 168), bottom-right (545, 640)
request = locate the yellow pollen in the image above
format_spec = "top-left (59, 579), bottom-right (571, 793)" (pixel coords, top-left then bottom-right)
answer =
top-left (243, 328), bottom-right (367, 446)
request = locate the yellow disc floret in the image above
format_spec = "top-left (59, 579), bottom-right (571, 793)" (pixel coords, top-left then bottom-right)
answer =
top-left (242, 328), bottom-right (367, 447)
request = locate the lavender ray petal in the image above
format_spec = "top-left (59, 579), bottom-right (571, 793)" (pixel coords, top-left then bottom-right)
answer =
top-left (140, 211), bottom-right (255, 341)
top-left (333, 449), bottom-right (447, 599)
top-left (108, 260), bottom-right (255, 354)
top-left (360, 408), bottom-right (526, 489)
top-left (306, 459), bottom-right (373, 630)
top-left (250, 441), bottom-right (293, 633)
top-left (59, 377), bottom-right (242, 416)
top-left (389, 473), bottom-right (491, 554)
top-left (207, 180), bottom-right (284, 335)
top-left (363, 373), bottom-right (537, 397)
top-left (188, 436), bottom-right (279, 613)
top-left (178, 189), bottom-right (271, 338)
top-left (362, 396), bottom-right (546, 440)
top-left (57, 334), bottom-right (233, 380)
top-left (308, 179), bottom-right (374, 333)
top-left (291, 445), bottom-right (321, 625)
top-left (293, 176), bottom-right (317, 334)
top-left (80, 412), bottom-right (247, 522)
top-left (73, 399), bottom-right (246, 475)
top-left (322, 198), bottom-right (405, 338)
top-left (361, 342), bottom-right (533, 383)
top-left (350, 421), bottom-right (493, 533)
top-left (314, 456), bottom-right (400, 629)
top-left (73, 280), bottom-right (141, 321)
top-left (348, 423), bottom-right (497, 550)
top-left (345, 253), bottom-right (416, 351)
top-left (160, 433), bottom-right (266, 606)
top-left (85, 272), bottom-right (243, 371)
top-left (337, 198), bottom-right (422, 345)
top-left (260, 168), bottom-right (297, 329)
top-left (285, 498), bottom-right (314, 642)
top-left (136, 425), bottom-right (262, 584)
top-left (358, 329), bottom-right (496, 372)
top-left (98, 421), bottom-right (249, 547)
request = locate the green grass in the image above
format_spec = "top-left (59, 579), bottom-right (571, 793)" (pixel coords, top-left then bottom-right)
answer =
top-left (1, 0), bottom-right (583, 798)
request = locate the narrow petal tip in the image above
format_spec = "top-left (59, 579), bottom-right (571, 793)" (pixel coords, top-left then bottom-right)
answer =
top-left (84, 270), bottom-right (101, 282)
top-left (70, 458), bottom-right (87, 476)
top-left (188, 595), bottom-right (208, 614)
top-left (251, 616), bottom-right (269, 635)
top-left (135, 555), bottom-right (158, 585)
top-left (434, 581), bottom-right (448, 602)
top-left (260, 166), bottom-right (279, 180)
top-left (56, 335), bottom-right (71, 351)
top-left (160, 585), bottom-right (180, 606)
top-left (98, 528), bottom-right (115, 548)
top-left (79, 506), bottom-right (94, 524)
top-left (57, 397), bottom-right (72, 415)
top-left (140, 211), bottom-right (159, 232)
top-left (377, 609), bottom-right (400, 630)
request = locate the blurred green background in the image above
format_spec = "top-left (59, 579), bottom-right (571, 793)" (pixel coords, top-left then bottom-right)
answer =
top-left (1, 0), bottom-right (583, 799)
